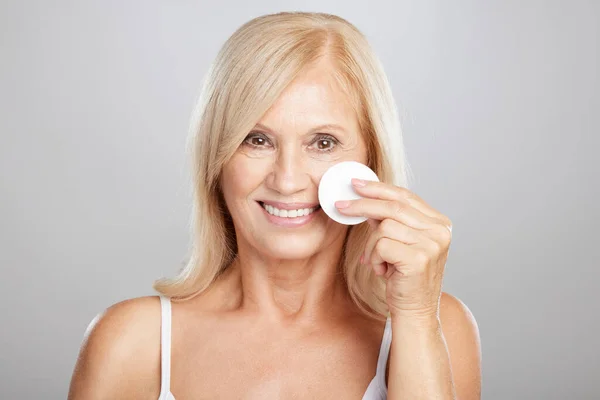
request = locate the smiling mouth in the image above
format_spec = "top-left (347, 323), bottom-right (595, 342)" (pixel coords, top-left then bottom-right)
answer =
top-left (257, 201), bottom-right (321, 217)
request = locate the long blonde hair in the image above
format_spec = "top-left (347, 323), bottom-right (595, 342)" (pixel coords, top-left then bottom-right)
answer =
top-left (153, 11), bottom-right (412, 321)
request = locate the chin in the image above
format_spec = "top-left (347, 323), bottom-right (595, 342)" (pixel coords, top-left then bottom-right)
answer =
top-left (258, 236), bottom-right (320, 260)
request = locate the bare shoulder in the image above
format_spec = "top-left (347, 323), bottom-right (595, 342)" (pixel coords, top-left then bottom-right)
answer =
top-left (439, 292), bottom-right (479, 330)
top-left (439, 291), bottom-right (482, 400)
top-left (68, 295), bottom-right (163, 400)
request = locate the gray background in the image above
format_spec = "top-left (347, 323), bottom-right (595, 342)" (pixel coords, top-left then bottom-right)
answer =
top-left (1, 1), bottom-right (598, 399)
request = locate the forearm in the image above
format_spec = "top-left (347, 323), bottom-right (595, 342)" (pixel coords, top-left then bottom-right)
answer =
top-left (387, 318), bottom-right (456, 400)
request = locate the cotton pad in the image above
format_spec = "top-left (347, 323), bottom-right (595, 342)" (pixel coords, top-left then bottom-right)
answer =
top-left (318, 161), bottom-right (380, 225)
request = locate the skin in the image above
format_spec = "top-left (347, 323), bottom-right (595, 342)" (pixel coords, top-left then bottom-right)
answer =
top-left (217, 58), bottom-right (368, 325)
top-left (68, 57), bottom-right (481, 399)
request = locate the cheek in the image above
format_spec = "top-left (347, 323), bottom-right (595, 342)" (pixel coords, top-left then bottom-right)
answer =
top-left (308, 151), bottom-right (368, 182)
top-left (221, 156), bottom-right (267, 200)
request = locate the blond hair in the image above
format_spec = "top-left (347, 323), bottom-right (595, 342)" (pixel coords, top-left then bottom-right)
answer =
top-left (153, 11), bottom-right (412, 321)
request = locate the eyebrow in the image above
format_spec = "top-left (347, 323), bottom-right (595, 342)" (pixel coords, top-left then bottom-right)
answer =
top-left (253, 122), bottom-right (348, 135)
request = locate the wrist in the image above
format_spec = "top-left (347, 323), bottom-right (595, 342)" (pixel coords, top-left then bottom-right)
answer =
top-left (390, 314), bottom-right (441, 333)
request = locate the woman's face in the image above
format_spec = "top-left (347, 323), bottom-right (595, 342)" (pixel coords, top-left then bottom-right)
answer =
top-left (220, 62), bottom-right (368, 260)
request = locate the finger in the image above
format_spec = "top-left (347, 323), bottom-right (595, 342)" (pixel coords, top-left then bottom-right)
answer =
top-left (374, 262), bottom-right (388, 277)
top-left (367, 240), bottom-right (395, 277)
top-left (383, 263), bottom-right (395, 279)
top-left (351, 179), bottom-right (446, 221)
top-left (337, 198), bottom-right (437, 230)
top-left (367, 237), bottom-right (422, 275)
top-left (362, 218), bottom-right (422, 272)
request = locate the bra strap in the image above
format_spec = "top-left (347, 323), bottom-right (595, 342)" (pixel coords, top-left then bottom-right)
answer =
top-left (159, 295), bottom-right (172, 394)
top-left (376, 316), bottom-right (392, 387)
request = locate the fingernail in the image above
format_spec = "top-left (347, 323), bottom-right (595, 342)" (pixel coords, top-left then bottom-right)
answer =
top-left (352, 178), bottom-right (367, 187)
top-left (360, 253), bottom-right (365, 264)
top-left (335, 200), bottom-right (350, 208)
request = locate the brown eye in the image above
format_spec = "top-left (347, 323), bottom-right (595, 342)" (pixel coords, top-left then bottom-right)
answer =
top-left (313, 135), bottom-right (339, 153)
top-left (316, 138), bottom-right (333, 150)
top-left (243, 132), bottom-right (271, 148)
top-left (250, 137), bottom-right (266, 146)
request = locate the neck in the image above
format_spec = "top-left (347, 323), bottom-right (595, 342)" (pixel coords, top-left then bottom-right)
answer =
top-left (224, 247), bottom-right (353, 325)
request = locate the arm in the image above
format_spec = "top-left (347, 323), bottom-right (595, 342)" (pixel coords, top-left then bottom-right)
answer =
top-left (68, 297), bottom-right (162, 400)
top-left (387, 292), bottom-right (482, 400)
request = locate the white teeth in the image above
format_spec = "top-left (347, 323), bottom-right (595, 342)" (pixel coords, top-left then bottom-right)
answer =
top-left (262, 203), bottom-right (318, 218)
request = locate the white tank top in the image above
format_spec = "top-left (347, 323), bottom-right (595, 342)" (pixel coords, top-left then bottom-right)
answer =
top-left (157, 295), bottom-right (392, 399)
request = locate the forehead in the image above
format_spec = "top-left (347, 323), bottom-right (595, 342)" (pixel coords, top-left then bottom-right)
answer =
top-left (258, 63), bottom-right (359, 134)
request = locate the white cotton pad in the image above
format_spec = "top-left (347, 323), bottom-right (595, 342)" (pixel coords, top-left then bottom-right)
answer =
top-left (318, 161), bottom-right (380, 225)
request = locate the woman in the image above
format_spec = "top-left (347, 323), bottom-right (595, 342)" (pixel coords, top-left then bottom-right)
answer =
top-left (69, 11), bottom-right (481, 400)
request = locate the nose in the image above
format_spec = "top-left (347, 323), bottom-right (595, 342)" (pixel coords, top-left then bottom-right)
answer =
top-left (266, 144), bottom-right (311, 196)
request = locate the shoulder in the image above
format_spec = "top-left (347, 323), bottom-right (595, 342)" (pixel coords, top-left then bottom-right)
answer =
top-left (439, 291), bottom-right (479, 330)
top-left (68, 295), bottom-right (164, 399)
top-left (439, 291), bottom-right (482, 400)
